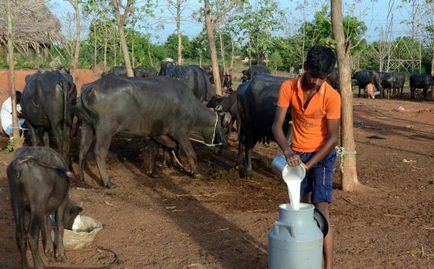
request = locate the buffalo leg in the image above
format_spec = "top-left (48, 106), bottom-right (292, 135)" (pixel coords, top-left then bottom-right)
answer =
top-left (78, 122), bottom-right (94, 182)
top-left (52, 122), bottom-right (66, 163)
top-left (26, 122), bottom-right (38, 147)
top-left (143, 139), bottom-right (159, 178)
top-left (54, 199), bottom-right (67, 262)
top-left (94, 130), bottom-right (114, 188)
top-left (176, 136), bottom-right (197, 176)
top-left (244, 146), bottom-right (253, 178)
top-left (11, 197), bottom-right (29, 269)
top-left (28, 210), bottom-right (44, 269)
top-left (41, 214), bottom-right (54, 257)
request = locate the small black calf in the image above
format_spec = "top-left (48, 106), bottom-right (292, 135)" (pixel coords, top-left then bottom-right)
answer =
top-left (7, 147), bottom-right (82, 269)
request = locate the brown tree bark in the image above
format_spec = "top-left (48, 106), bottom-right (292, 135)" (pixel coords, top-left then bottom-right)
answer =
top-left (204, 0), bottom-right (223, 96)
top-left (176, 0), bottom-right (182, 64)
top-left (70, 0), bottom-right (81, 70)
top-left (7, 0), bottom-right (21, 148)
top-left (219, 30), bottom-right (226, 72)
top-left (431, 44), bottom-right (434, 100)
top-left (331, 0), bottom-right (360, 191)
top-left (112, 0), bottom-right (134, 77)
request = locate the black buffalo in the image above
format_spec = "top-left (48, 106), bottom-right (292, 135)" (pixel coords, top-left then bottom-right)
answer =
top-left (206, 94), bottom-right (239, 138)
top-left (380, 72), bottom-right (406, 98)
top-left (237, 75), bottom-right (291, 177)
top-left (75, 75), bottom-right (227, 187)
top-left (159, 63), bottom-right (215, 102)
top-left (410, 73), bottom-right (434, 99)
top-left (133, 66), bottom-right (158, 78)
top-left (326, 68), bottom-right (340, 91)
top-left (241, 65), bottom-right (271, 83)
top-left (352, 70), bottom-right (383, 97)
top-left (203, 65), bottom-right (233, 91)
top-left (102, 66), bottom-right (158, 78)
top-left (7, 146), bottom-right (82, 269)
top-left (21, 70), bottom-right (77, 167)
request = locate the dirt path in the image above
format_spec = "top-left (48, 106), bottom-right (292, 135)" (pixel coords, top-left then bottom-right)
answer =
top-left (0, 98), bottom-right (433, 268)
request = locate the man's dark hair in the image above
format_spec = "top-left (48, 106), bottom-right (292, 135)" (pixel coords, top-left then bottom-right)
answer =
top-left (305, 45), bottom-right (336, 77)
top-left (15, 91), bottom-right (22, 103)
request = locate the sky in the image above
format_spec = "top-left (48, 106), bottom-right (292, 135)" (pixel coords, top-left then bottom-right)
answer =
top-left (50, 0), bottom-right (417, 44)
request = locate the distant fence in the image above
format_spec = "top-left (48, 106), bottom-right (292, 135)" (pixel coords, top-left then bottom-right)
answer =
top-left (0, 69), bottom-right (100, 104)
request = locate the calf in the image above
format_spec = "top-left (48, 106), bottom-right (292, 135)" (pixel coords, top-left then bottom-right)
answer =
top-left (7, 146), bottom-right (82, 269)
top-left (207, 94), bottom-right (239, 139)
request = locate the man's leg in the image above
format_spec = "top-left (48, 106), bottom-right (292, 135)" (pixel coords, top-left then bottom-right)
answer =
top-left (316, 202), bottom-right (333, 269)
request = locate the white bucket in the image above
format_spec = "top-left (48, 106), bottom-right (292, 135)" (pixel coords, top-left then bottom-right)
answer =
top-left (271, 155), bottom-right (306, 210)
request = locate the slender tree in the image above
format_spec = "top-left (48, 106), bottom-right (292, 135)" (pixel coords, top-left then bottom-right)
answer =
top-left (112, 0), bottom-right (134, 77)
top-left (204, 0), bottom-right (222, 95)
top-left (166, 0), bottom-right (188, 64)
top-left (68, 0), bottom-right (81, 70)
top-left (7, 0), bottom-right (21, 148)
top-left (203, 0), bottom-right (245, 95)
top-left (331, 0), bottom-right (360, 191)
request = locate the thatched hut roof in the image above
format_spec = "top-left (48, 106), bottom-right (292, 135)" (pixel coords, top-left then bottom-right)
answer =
top-left (0, 0), bottom-right (63, 49)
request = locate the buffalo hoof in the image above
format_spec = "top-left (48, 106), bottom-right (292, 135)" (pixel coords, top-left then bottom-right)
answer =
top-left (192, 173), bottom-right (204, 179)
top-left (55, 252), bottom-right (66, 262)
top-left (103, 181), bottom-right (117, 188)
top-left (146, 171), bottom-right (160, 178)
top-left (239, 169), bottom-right (253, 178)
top-left (44, 247), bottom-right (54, 258)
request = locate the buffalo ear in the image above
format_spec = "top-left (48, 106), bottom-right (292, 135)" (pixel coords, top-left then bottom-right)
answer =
top-left (214, 104), bottom-right (223, 112)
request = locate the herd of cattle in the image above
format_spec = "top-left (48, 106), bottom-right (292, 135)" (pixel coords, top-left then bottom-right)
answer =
top-left (4, 62), bottom-right (434, 268)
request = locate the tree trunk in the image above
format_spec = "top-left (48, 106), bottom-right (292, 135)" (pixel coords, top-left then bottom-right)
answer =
top-left (431, 43), bottom-right (434, 100)
top-left (113, 38), bottom-right (117, 66)
top-left (93, 22), bottom-right (97, 68)
top-left (7, 0), bottom-right (21, 147)
top-left (176, 0), bottom-right (182, 64)
top-left (71, 0), bottom-right (81, 70)
top-left (132, 31), bottom-right (135, 68)
top-left (230, 37), bottom-right (234, 73)
top-left (331, 0), bottom-right (359, 191)
top-left (112, 0), bottom-right (134, 77)
top-left (104, 38), bottom-right (108, 69)
top-left (219, 30), bottom-right (226, 72)
top-left (204, 0), bottom-right (222, 95)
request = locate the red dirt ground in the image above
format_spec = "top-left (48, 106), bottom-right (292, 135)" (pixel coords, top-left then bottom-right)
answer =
top-left (0, 81), bottom-right (433, 268)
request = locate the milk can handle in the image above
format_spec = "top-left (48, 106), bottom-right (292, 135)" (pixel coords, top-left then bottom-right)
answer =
top-left (275, 221), bottom-right (296, 239)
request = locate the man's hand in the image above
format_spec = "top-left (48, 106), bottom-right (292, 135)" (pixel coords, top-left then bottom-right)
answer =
top-left (285, 152), bottom-right (302, 167)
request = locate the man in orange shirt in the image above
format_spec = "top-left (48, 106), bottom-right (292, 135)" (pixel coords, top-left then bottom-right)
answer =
top-left (272, 45), bottom-right (340, 269)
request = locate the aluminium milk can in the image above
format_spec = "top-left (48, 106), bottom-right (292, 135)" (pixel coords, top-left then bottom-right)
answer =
top-left (268, 203), bottom-right (324, 269)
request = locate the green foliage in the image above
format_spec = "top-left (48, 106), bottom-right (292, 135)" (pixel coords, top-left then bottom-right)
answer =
top-left (269, 50), bottom-right (283, 72)
top-left (164, 34), bottom-right (192, 60)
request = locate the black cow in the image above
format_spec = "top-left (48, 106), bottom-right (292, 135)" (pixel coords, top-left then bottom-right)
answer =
top-left (410, 73), bottom-right (434, 99)
top-left (207, 94), bottom-right (239, 139)
top-left (326, 68), bottom-right (340, 91)
top-left (352, 70), bottom-right (383, 97)
top-left (7, 146), bottom-right (82, 269)
top-left (241, 65), bottom-right (271, 82)
top-left (134, 67), bottom-right (158, 78)
top-left (21, 70), bottom-right (77, 167)
top-left (102, 66), bottom-right (158, 78)
top-left (237, 75), bottom-right (291, 177)
top-left (203, 65), bottom-right (232, 90)
top-left (102, 66), bottom-right (128, 76)
top-left (380, 72), bottom-right (406, 98)
top-left (75, 75), bottom-right (227, 187)
top-left (159, 63), bottom-right (215, 102)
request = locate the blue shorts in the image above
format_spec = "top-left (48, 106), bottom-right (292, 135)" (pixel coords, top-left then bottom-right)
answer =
top-left (295, 149), bottom-right (337, 204)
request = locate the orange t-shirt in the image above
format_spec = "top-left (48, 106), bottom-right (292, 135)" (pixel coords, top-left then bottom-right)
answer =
top-left (277, 77), bottom-right (341, 152)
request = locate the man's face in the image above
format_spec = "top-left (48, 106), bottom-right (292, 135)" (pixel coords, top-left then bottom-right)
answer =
top-left (303, 71), bottom-right (328, 91)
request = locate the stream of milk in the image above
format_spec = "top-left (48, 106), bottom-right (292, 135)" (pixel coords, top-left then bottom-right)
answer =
top-left (282, 166), bottom-right (305, 210)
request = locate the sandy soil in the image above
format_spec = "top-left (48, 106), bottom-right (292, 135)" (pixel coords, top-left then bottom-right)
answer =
top-left (0, 81), bottom-right (433, 268)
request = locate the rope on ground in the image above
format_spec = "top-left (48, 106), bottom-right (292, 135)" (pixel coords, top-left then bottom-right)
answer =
top-left (335, 146), bottom-right (357, 173)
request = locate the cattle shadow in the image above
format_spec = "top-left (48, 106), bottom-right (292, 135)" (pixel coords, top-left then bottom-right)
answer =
top-left (118, 160), bottom-right (269, 268)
